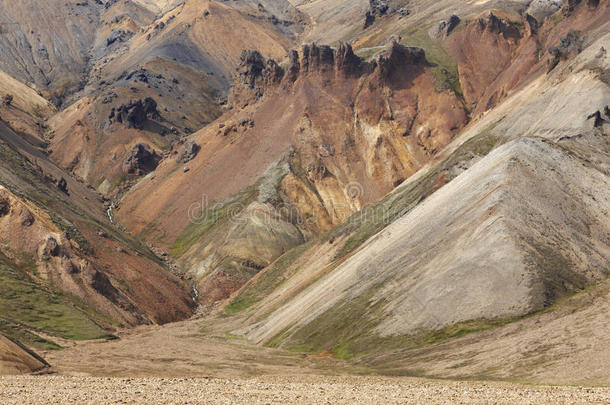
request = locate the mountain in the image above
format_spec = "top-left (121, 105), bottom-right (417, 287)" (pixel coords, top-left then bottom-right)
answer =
top-left (0, 0), bottom-right (608, 388)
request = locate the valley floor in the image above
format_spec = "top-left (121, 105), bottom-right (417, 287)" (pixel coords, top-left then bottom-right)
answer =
top-left (2, 375), bottom-right (610, 404)
top-left (4, 302), bottom-right (608, 404)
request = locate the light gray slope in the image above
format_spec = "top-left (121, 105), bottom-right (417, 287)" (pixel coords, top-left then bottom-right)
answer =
top-left (243, 136), bottom-right (610, 344)
top-left (240, 29), bottom-right (610, 347)
top-left (0, 0), bottom-right (103, 91)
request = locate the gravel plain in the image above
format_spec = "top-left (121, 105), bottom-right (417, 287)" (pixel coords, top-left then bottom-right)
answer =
top-left (2, 375), bottom-right (610, 404)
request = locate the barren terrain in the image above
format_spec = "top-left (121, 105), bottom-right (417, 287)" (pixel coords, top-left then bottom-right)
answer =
top-left (3, 375), bottom-right (610, 405)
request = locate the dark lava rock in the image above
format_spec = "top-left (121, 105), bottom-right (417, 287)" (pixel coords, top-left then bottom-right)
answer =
top-left (122, 143), bottom-right (159, 175)
top-left (236, 50), bottom-right (283, 90)
top-left (335, 42), bottom-right (364, 76)
top-left (285, 50), bottom-right (301, 82)
top-left (364, 11), bottom-right (376, 28)
top-left (42, 237), bottom-right (61, 257)
top-left (428, 15), bottom-right (461, 39)
top-left (177, 140), bottom-right (200, 163)
top-left (2, 94), bottom-right (13, 106)
top-left (115, 97), bottom-right (160, 129)
top-left (301, 44), bottom-right (335, 72)
top-left (587, 106), bottom-right (609, 127)
top-left (377, 40), bottom-right (426, 81)
top-left (0, 198), bottom-right (9, 216)
top-left (106, 28), bottom-right (133, 47)
top-left (364, 0), bottom-right (391, 28)
top-left (547, 29), bottom-right (584, 72)
top-left (57, 177), bottom-right (69, 194)
top-left (21, 211), bottom-right (34, 227)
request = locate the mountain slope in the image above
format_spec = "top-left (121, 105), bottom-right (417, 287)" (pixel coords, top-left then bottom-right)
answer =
top-left (0, 334), bottom-right (48, 375)
top-left (0, 81), bottom-right (195, 351)
top-left (219, 10), bottom-right (610, 372)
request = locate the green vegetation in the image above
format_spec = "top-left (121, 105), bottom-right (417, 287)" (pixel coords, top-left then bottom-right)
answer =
top-left (0, 255), bottom-right (108, 341)
top-left (50, 213), bottom-right (94, 256)
top-left (401, 26), bottom-right (462, 95)
top-left (273, 284), bottom-right (387, 358)
top-left (227, 126), bottom-right (507, 355)
top-left (225, 241), bottom-right (314, 315)
top-left (274, 278), bottom-right (524, 360)
top-left (170, 185), bottom-right (258, 258)
top-left (0, 320), bottom-right (62, 351)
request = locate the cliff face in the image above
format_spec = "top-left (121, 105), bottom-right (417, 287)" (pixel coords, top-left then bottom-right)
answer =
top-left (117, 40), bottom-right (468, 305)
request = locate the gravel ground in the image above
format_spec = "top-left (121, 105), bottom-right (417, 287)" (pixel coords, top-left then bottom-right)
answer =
top-left (1, 375), bottom-right (610, 404)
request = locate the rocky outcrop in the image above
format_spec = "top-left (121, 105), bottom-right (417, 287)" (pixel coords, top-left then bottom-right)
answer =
top-left (42, 236), bottom-right (61, 258)
top-left (0, 197), bottom-right (9, 216)
top-left (526, 0), bottom-right (565, 21)
top-left (232, 40), bottom-right (428, 110)
top-left (2, 94), bottom-right (13, 106)
top-left (110, 98), bottom-right (161, 130)
top-left (547, 30), bottom-right (584, 72)
top-left (428, 15), bottom-right (461, 39)
top-left (231, 50), bottom-right (284, 107)
top-left (448, 11), bottom-right (525, 110)
top-left (334, 42), bottom-right (364, 76)
top-left (177, 140), bottom-right (200, 163)
top-left (376, 40), bottom-right (426, 82)
top-left (106, 29), bottom-right (133, 47)
top-left (476, 11), bottom-right (520, 38)
top-left (364, 0), bottom-right (409, 28)
top-left (560, 0), bottom-right (599, 15)
top-left (122, 143), bottom-right (159, 175)
top-left (57, 177), bottom-right (68, 194)
top-left (524, 13), bottom-right (540, 37)
top-left (301, 44), bottom-right (336, 72)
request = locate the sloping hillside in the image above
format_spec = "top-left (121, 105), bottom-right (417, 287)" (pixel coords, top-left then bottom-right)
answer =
top-left (214, 2), bottom-right (610, 377)
top-left (0, 334), bottom-right (48, 375)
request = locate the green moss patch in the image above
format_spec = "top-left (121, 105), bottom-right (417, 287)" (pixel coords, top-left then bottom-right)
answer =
top-left (400, 26), bottom-right (462, 95)
top-left (170, 185), bottom-right (258, 258)
top-left (225, 241), bottom-right (315, 315)
top-left (0, 255), bottom-right (108, 341)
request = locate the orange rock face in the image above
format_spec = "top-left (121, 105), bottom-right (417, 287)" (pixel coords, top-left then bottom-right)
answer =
top-left (117, 40), bottom-right (468, 304)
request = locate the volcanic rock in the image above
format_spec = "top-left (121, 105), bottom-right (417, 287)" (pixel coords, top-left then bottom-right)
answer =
top-left (106, 29), bottom-right (133, 47)
top-left (0, 198), bottom-right (9, 216)
top-left (122, 144), bottom-right (159, 176)
top-left (57, 177), bottom-right (68, 194)
top-left (42, 237), bottom-right (61, 257)
top-left (115, 98), bottom-right (161, 129)
top-left (428, 15), bottom-right (461, 39)
top-left (547, 30), bottom-right (584, 72)
top-left (177, 140), bottom-right (200, 163)
top-left (526, 0), bottom-right (565, 20)
top-left (232, 50), bottom-right (284, 106)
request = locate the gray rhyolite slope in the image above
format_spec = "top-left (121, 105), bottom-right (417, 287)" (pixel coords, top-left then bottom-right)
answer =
top-left (241, 31), bottom-right (610, 345)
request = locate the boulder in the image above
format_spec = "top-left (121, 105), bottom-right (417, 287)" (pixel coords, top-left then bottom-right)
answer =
top-left (428, 15), bottom-right (461, 39)
top-left (122, 143), bottom-right (159, 175)
top-left (547, 29), bottom-right (584, 72)
top-left (115, 98), bottom-right (160, 129)
top-left (0, 198), bottom-right (9, 216)
top-left (177, 140), bottom-right (200, 163)
top-left (526, 0), bottom-right (564, 20)
top-left (2, 94), bottom-right (13, 106)
top-left (106, 28), bottom-right (133, 47)
top-left (42, 237), bottom-right (60, 257)
top-left (57, 177), bottom-right (68, 194)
